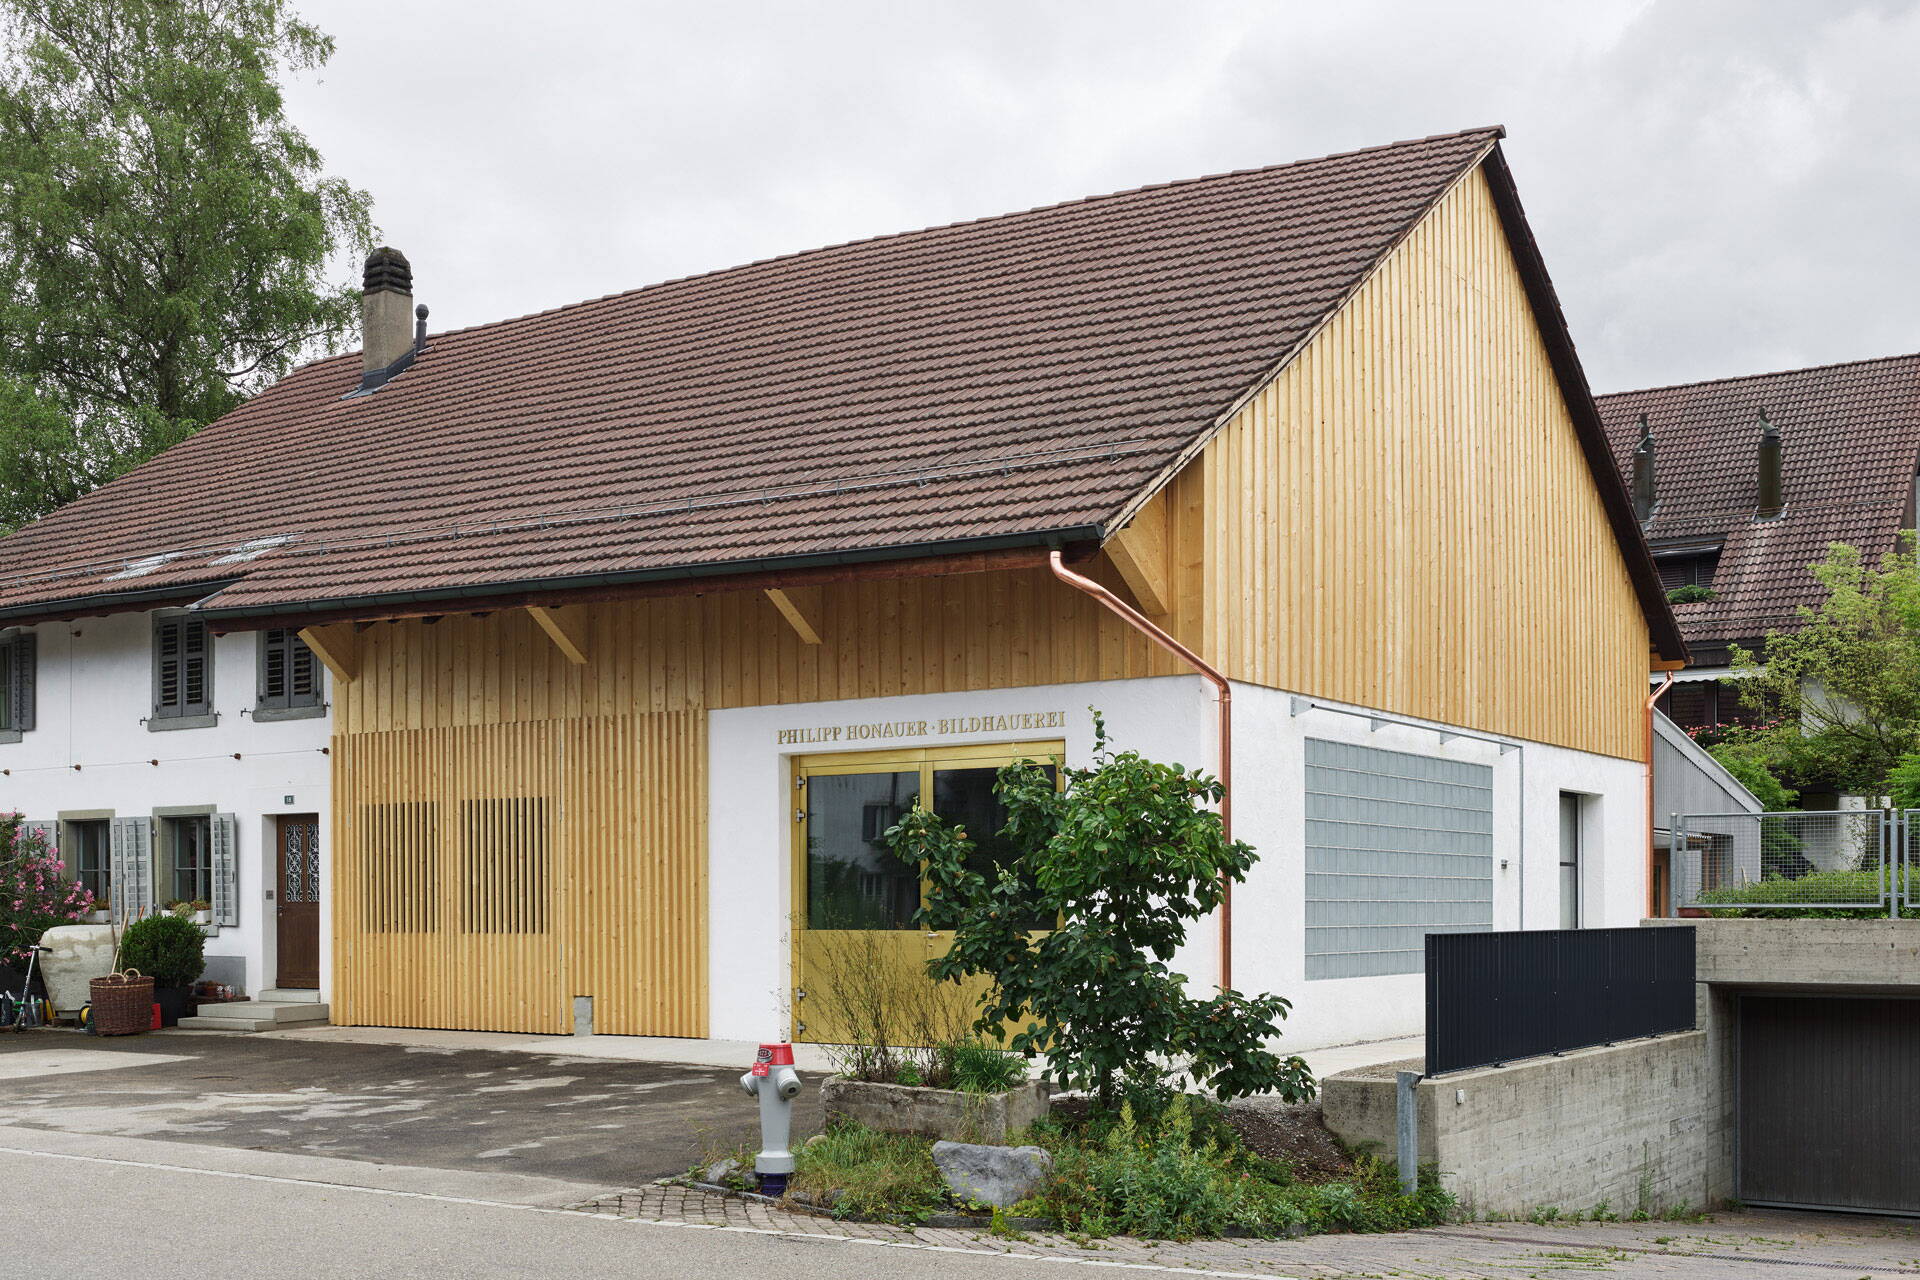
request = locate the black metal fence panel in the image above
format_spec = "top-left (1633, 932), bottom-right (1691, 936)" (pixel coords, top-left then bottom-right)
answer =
top-left (1424, 926), bottom-right (1695, 1076)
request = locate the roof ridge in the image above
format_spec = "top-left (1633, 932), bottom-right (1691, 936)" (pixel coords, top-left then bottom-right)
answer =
top-left (411, 126), bottom-right (1508, 348)
top-left (1595, 350), bottom-right (1920, 402)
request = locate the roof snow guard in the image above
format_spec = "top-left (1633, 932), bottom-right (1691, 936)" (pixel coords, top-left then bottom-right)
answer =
top-left (0, 126), bottom-right (1681, 657)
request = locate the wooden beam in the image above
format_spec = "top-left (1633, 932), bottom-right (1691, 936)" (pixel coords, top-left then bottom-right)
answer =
top-left (526, 605), bottom-right (590, 665)
top-left (298, 624), bottom-right (359, 683)
top-left (763, 587), bottom-right (824, 645)
top-left (1104, 496), bottom-right (1170, 617)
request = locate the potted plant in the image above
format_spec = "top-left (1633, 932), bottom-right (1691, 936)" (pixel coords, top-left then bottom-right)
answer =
top-left (118, 913), bottom-right (206, 1027)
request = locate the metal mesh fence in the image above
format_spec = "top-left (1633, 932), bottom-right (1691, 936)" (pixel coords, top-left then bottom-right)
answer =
top-left (1673, 810), bottom-right (1887, 910)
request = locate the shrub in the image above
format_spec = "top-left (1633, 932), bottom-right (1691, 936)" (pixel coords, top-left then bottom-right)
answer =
top-left (1700, 868), bottom-right (1909, 919)
top-left (1024, 1097), bottom-right (1290, 1239)
top-left (0, 814), bottom-right (94, 966)
top-left (1666, 584), bottom-right (1715, 604)
top-left (118, 912), bottom-right (207, 988)
top-left (1018, 1097), bottom-right (1453, 1240)
top-left (1706, 744), bottom-right (1798, 811)
top-left (889, 713), bottom-right (1314, 1108)
top-left (808, 927), bottom-right (973, 1086)
top-left (939, 1039), bottom-right (1025, 1094)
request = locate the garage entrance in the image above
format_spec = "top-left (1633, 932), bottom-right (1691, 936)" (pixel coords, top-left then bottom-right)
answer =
top-left (1739, 994), bottom-right (1920, 1214)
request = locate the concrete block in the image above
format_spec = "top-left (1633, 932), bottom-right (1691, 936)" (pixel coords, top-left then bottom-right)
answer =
top-left (821, 1078), bottom-right (1050, 1143)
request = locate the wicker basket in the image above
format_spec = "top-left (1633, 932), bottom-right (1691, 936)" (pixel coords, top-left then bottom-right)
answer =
top-left (90, 971), bottom-right (155, 1036)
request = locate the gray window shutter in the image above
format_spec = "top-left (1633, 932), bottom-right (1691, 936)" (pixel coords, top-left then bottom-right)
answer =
top-left (10, 632), bottom-right (33, 732)
top-left (154, 618), bottom-right (210, 717)
top-left (109, 817), bottom-right (154, 918)
top-left (211, 813), bottom-right (239, 927)
top-left (21, 820), bottom-right (58, 871)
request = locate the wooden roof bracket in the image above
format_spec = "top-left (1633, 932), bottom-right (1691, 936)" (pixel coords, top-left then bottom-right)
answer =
top-left (298, 624), bottom-right (359, 684)
top-left (527, 605), bottom-right (590, 665)
top-left (1104, 494), bottom-right (1170, 617)
top-left (764, 587), bottom-right (824, 645)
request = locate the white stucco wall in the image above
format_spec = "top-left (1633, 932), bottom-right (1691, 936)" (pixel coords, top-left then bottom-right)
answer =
top-left (0, 613), bottom-right (332, 996)
top-left (708, 676), bottom-right (1648, 1052)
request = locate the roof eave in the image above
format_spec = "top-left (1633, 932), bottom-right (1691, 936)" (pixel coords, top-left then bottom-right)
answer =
top-left (191, 526), bottom-right (1107, 630)
top-left (1476, 145), bottom-right (1689, 664)
top-left (0, 579), bottom-right (240, 627)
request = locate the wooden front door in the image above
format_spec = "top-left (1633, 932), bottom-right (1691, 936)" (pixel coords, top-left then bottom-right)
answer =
top-left (276, 815), bottom-right (322, 989)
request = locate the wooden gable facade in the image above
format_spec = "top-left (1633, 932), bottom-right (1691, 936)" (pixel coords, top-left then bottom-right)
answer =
top-left (318, 154), bottom-right (1659, 1036)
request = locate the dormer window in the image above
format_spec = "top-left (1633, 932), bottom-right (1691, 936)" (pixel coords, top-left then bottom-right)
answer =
top-left (1657, 551), bottom-right (1718, 592)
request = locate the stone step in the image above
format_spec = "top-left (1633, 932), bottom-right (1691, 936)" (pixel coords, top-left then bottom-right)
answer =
top-left (175, 1014), bottom-right (282, 1032)
top-left (179, 1000), bottom-right (329, 1031)
top-left (258, 988), bottom-right (324, 1003)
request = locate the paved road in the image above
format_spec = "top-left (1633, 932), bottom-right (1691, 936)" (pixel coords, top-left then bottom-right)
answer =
top-left (0, 1145), bottom-right (1078, 1280)
top-left (0, 1028), bottom-right (821, 1185)
top-left (9, 1032), bottom-right (1920, 1278)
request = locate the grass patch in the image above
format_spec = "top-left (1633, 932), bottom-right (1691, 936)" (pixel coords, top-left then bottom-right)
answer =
top-left (787, 1124), bottom-right (947, 1223)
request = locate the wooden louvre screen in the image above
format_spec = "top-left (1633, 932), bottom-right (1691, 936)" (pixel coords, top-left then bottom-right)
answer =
top-left (361, 802), bottom-right (440, 933)
top-left (332, 713), bottom-right (707, 1036)
top-left (461, 798), bottom-right (551, 934)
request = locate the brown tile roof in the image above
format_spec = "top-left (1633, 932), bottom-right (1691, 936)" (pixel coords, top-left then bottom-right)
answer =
top-left (0, 124), bottom-right (1678, 656)
top-left (1598, 354), bottom-right (1920, 648)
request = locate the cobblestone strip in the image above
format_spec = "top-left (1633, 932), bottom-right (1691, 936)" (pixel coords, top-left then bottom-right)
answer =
top-left (575, 1184), bottom-right (1920, 1279)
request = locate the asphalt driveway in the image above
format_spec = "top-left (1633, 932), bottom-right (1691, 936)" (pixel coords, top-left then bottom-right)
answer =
top-left (0, 1028), bottom-right (822, 1188)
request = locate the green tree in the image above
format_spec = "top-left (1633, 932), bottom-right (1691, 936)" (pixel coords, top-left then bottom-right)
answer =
top-left (1727, 538), bottom-right (1920, 795)
top-left (886, 715), bottom-right (1315, 1110)
top-left (0, 0), bottom-right (374, 527)
top-left (1706, 741), bottom-right (1798, 812)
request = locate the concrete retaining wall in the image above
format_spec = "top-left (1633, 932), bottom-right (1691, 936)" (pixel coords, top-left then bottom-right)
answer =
top-left (1646, 917), bottom-right (1920, 992)
top-left (1323, 1031), bottom-right (1722, 1218)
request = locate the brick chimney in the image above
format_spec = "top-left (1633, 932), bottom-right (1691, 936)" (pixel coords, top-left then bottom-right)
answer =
top-left (361, 247), bottom-right (414, 372)
top-left (1631, 413), bottom-right (1656, 524)
top-left (1756, 408), bottom-right (1783, 518)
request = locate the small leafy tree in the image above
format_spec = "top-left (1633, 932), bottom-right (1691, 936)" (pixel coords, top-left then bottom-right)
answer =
top-left (1728, 539), bottom-right (1920, 796)
top-left (887, 715), bottom-right (1314, 1109)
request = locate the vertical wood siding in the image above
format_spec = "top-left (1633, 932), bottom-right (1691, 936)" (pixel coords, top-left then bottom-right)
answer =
top-left (330, 161), bottom-right (1652, 1033)
top-left (1199, 168), bottom-right (1648, 759)
top-left (333, 713), bottom-right (706, 1035)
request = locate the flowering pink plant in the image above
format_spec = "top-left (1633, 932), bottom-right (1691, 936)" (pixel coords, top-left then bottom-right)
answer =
top-left (1, 812), bottom-right (95, 967)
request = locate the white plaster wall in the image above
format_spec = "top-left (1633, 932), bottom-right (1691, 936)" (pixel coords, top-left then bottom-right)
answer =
top-left (708, 677), bottom-right (1649, 1052)
top-left (0, 613), bottom-right (332, 996)
top-left (1238, 685), bottom-right (1647, 1049)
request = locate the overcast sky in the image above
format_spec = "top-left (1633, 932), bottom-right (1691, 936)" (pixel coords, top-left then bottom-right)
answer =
top-left (283, 0), bottom-right (1919, 394)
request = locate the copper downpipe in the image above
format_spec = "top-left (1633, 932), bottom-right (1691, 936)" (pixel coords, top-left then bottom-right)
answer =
top-left (1047, 550), bottom-right (1235, 990)
top-left (1645, 670), bottom-right (1675, 919)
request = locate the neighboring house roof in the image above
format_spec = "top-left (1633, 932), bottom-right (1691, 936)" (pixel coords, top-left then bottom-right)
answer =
top-left (0, 125), bottom-right (1680, 657)
top-left (1598, 354), bottom-right (1920, 650)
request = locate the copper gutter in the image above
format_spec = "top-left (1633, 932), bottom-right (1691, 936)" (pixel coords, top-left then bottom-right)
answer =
top-left (1047, 550), bottom-right (1235, 990)
top-left (1645, 670), bottom-right (1675, 918)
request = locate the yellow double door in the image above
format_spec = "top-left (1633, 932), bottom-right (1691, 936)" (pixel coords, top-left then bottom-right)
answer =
top-left (790, 741), bottom-right (1060, 1046)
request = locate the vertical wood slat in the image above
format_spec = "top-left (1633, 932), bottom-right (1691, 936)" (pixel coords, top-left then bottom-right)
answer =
top-left (334, 712), bottom-right (706, 1037)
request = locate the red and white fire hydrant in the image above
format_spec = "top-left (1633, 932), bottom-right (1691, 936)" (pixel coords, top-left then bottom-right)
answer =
top-left (738, 1042), bottom-right (803, 1195)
